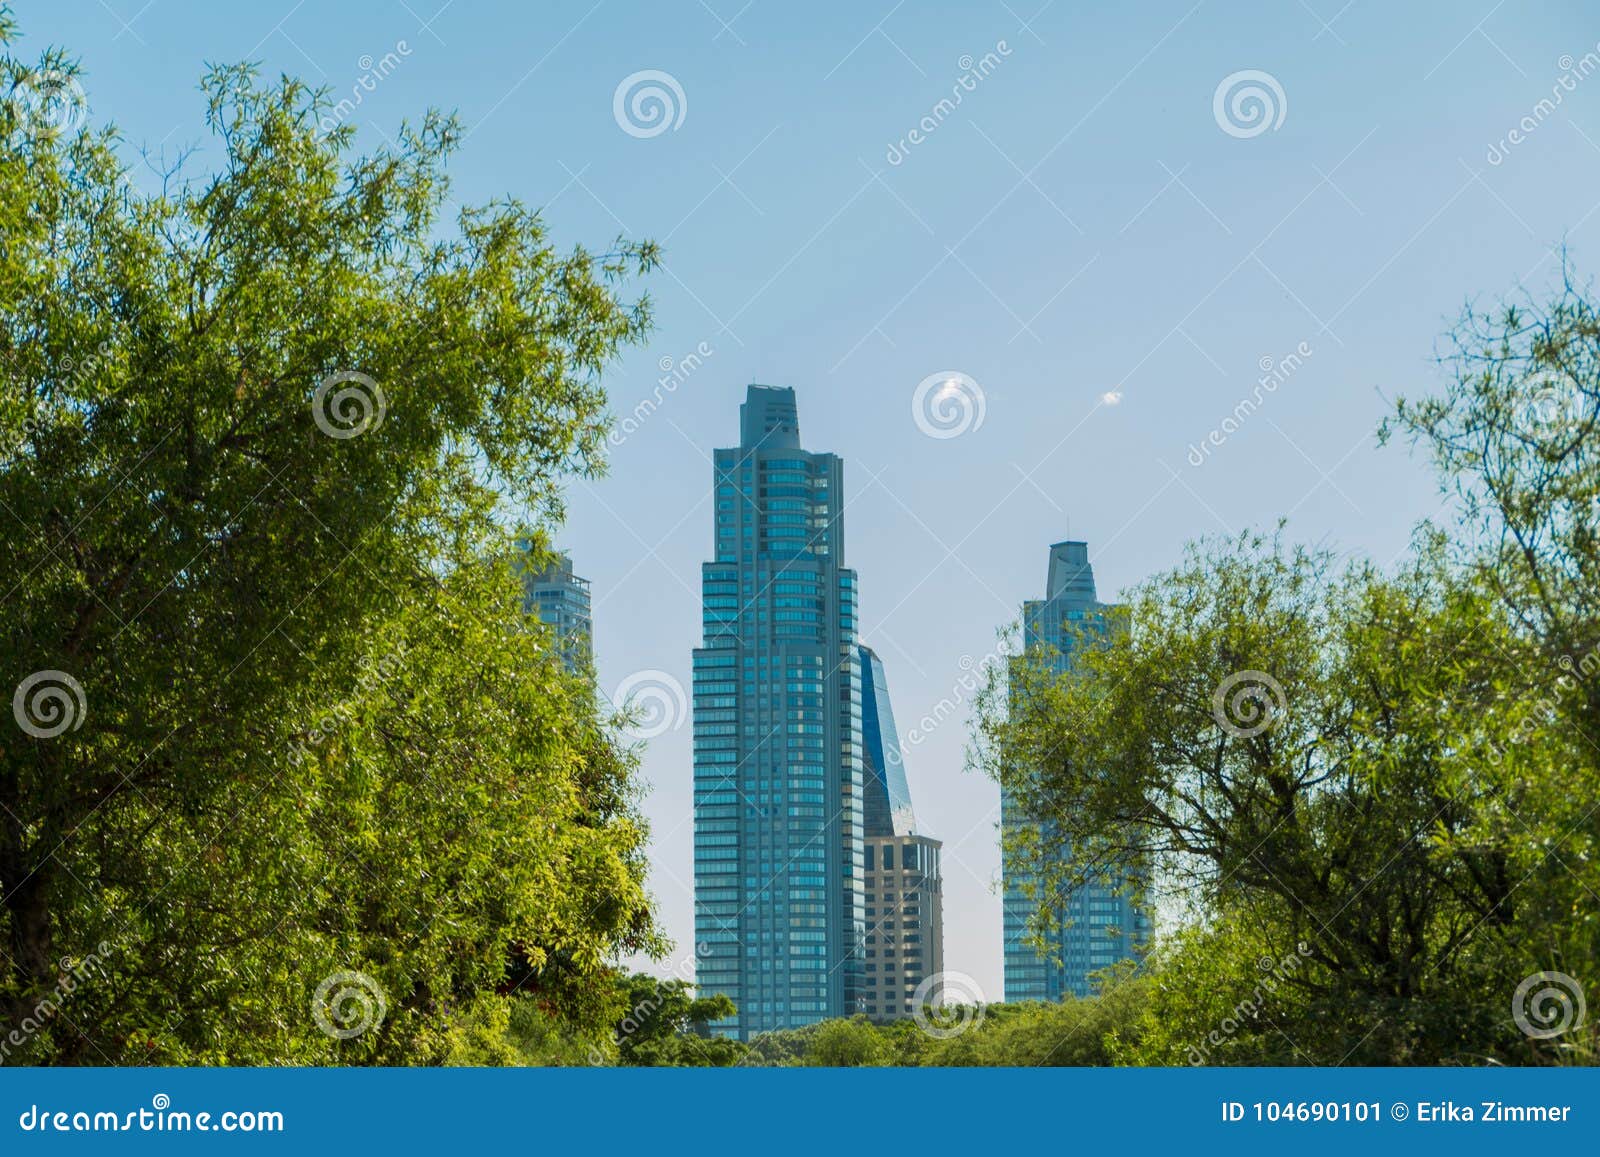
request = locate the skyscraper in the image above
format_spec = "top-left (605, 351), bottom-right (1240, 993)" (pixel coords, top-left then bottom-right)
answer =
top-left (518, 547), bottom-right (593, 669)
top-left (859, 644), bottom-right (944, 1021)
top-left (692, 385), bottom-right (865, 1039)
top-left (1002, 540), bottom-right (1150, 1002)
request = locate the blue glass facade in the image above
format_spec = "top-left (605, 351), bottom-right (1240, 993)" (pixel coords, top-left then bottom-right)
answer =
top-left (1002, 540), bottom-right (1151, 1001)
top-left (517, 547), bottom-right (592, 670)
top-left (692, 386), bottom-right (865, 1038)
top-left (858, 644), bottom-right (944, 1019)
top-left (859, 645), bottom-right (916, 839)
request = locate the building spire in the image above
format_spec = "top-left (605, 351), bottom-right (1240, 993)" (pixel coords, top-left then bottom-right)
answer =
top-left (859, 644), bottom-right (917, 838)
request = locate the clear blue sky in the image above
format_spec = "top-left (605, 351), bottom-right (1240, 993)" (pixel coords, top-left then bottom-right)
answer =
top-left (25, 0), bottom-right (1600, 1003)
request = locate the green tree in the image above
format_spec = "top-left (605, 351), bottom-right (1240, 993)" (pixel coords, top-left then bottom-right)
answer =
top-left (972, 529), bottom-right (1547, 1063)
top-left (0, 13), bottom-right (662, 1063)
top-left (740, 1021), bottom-right (819, 1066)
top-left (976, 257), bottom-right (1600, 1065)
top-left (927, 984), bottom-right (1145, 1067)
top-left (738, 991), bottom-right (1145, 1068)
top-left (1386, 268), bottom-right (1600, 1064)
top-left (804, 1016), bottom-right (893, 1067)
top-left (609, 972), bottom-right (744, 1066)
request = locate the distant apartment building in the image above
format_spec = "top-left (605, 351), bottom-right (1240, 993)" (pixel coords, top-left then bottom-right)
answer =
top-left (860, 644), bottom-right (944, 1021)
top-left (518, 548), bottom-right (593, 669)
top-left (1002, 540), bottom-right (1150, 1001)
top-left (863, 835), bottom-right (943, 1019)
top-left (692, 385), bottom-right (866, 1038)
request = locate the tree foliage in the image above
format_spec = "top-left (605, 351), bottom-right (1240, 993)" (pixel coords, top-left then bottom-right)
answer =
top-left (608, 973), bottom-right (744, 1067)
top-left (976, 265), bottom-right (1600, 1065)
top-left (738, 985), bottom-right (1146, 1067)
top-left (0, 13), bottom-right (662, 1063)
top-left (1387, 266), bottom-right (1600, 1000)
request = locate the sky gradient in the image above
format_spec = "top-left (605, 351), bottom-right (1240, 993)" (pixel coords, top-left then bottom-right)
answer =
top-left (27, 0), bottom-right (1600, 1004)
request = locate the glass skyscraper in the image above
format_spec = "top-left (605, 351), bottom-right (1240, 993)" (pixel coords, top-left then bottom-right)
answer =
top-left (517, 546), bottom-right (593, 670)
top-left (860, 645), bottom-right (915, 839)
top-left (859, 644), bottom-right (944, 1021)
top-left (1002, 540), bottom-right (1150, 1001)
top-left (692, 385), bottom-right (865, 1039)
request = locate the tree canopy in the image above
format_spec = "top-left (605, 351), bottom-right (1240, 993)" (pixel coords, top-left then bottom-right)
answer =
top-left (975, 267), bottom-right (1600, 1066)
top-left (4, 6), bottom-right (1597, 1069)
top-left (1, 12), bottom-right (662, 1062)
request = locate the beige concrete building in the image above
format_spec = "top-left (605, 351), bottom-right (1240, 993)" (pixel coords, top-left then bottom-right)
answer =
top-left (862, 833), bottom-right (943, 1021)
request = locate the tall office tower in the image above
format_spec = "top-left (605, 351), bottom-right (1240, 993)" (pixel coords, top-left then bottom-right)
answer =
top-left (859, 645), bottom-right (944, 1021)
top-left (1002, 540), bottom-right (1150, 1002)
top-left (518, 547), bottom-right (593, 669)
top-left (692, 385), bottom-right (866, 1039)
